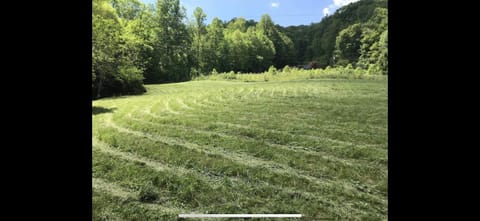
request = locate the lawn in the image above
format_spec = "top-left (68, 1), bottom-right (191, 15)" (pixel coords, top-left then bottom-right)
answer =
top-left (92, 78), bottom-right (387, 220)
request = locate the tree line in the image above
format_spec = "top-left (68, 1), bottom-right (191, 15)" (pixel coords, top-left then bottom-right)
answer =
top-left (92, 0), bottom-right (387, 99)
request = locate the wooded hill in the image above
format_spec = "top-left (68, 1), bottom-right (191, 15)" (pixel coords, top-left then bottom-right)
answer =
top-left (92, 0), bottom-right (387, 98)
top-left (282, 0), bottom-right (387, 69)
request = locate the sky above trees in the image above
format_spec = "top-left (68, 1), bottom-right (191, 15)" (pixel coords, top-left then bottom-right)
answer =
top-left (140, 0), bottom-right (360, 27)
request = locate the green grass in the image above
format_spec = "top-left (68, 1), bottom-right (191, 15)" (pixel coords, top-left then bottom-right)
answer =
top-left (93, 78), bottom-right (387, 220)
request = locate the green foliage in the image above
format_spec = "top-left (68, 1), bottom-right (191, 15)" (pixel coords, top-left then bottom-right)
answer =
top-left (199, 65), bottom-right (383, 82)
top-left (330, 4), bottom-right (388, 74)
top-left (344, 64), bottom-right (354, 74)
top-left (282, 0), bottom-right (387, 68)
top-left (93, 0), bottom-right (388, 100)
top-left (192, 7), bottom-right (208, 75)
top-left (282, 65), bottom-right (292, 74)
top-left (268, 65), bottom-right (277, 75)
top-left (377, 30), bottom-right (388, 74)
top-left (335, 23), bottom-right (363, 65)
top-left (221, 24), bottom-right (276, 73)
top-left (204, 17), bottom-right (228, 72)
top-left (92, 0), bottom-right (148, 99)
top-left (257, 14), bottom-right (295, 68)
top-left (111, 0), bottom-right (143, 20)
top-left (367, 63), bottom-right (383, 75)
top-left (93, 0), bottom-right (119, 21)
top-left (142, 0), bottom-right (193, 83)
top-left (226, 17), bottom-right (248, 32)
top-left (117, 66), bottom-right (146, 94)
top-left (354, 67), bottom-right (364, 76)
top-left (224, 71), bottom-right (237, 79)
top-left (357, 7), bottom-right (388, 74)
top-left (211, 68), bottom-right (218, 75)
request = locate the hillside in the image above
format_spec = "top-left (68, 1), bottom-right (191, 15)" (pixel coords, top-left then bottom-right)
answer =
top-left (282, 0), bottom-right (388, 69)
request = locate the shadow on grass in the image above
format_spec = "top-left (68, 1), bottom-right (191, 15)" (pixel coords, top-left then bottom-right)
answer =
top-left (92, 106), bottom-right (117, 115)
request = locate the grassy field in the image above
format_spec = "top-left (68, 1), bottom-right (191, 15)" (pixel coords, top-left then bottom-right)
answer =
top-left (92, 78), bottom-right (387, 220)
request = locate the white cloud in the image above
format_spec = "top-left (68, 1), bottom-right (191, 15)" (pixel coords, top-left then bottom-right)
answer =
top-left (333, 0), bottom-right (360, 7)
top-left (323, 0), bottom-right (359, 16)
top-left (323, 8), bottom-right (330, 16)
top-left (271, 2), bottom-right (279, 8)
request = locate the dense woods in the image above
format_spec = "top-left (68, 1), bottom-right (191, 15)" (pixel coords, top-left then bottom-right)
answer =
top-left (92, 0), bottom-right (387, 99)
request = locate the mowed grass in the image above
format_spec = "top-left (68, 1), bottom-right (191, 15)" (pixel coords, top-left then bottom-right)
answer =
top-left (92, 78), bottom-right (387, 221)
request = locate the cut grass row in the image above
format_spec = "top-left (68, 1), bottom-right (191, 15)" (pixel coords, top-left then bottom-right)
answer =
top-left (94, 137), bottom-right (384, 220)
top-left (93, 79), bottom-right (387, 220)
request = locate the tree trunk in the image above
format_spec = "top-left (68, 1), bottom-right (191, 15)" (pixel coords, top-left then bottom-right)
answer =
top-left (96, 73), bottom-right (104, 99)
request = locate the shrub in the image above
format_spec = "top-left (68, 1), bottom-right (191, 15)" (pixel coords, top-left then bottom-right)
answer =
top-left (268, 65), bottom-right (277, 75)
top-left (324, 66), bottom-right (333, 75)
top-left (367, 64), bottom-right (382, 75)
top-left (197, 64), bottom-right (386, 82)
top-left (282, 65), bottom-right (291, 74)
top-left (354, 67), bottom-right (364, 75)
top-left (211, 68), bottom-right (218, 75)
top-left (264, 73), bottom-right (270, 81)
top-left (343, 64), bottom-right (354, 75)
top-left (222, 71), bottom-right (237, 80)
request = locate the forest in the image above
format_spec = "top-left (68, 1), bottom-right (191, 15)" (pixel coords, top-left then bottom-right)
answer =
top-left (92, 0), bottom-right (387, 98)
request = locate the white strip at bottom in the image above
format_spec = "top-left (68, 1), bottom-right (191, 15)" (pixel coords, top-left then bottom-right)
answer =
top-left (179, 214), bottom-right (302, 218)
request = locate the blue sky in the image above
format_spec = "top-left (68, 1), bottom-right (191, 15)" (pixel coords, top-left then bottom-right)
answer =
top-left (140, 0), bottom-right (360, 27)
